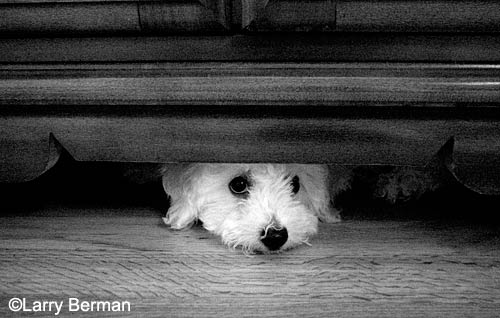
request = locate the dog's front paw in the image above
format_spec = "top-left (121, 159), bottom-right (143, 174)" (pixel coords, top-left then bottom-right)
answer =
top-left (374, 168), bottom-right (431, 204)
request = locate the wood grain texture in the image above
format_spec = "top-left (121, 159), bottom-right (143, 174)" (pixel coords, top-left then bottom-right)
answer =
top-left (0, 3), bottom-right (140, 35)
top-left (0, 129), bottom-right (50, 183)
top-left (235, 0), bottom-right (267, 28)
top-left (237, 0), bottom-right (500, 32)
top-left (2, 0), bottom-right (500, 33)
top-left (1, 63), bottom-right (500, 105)
top-left (237, 0), bottom-right (336, 31)
top-left (337, 0), bottom-right (500, 32)
top-left (1, 207), bottom-right (499, 317)
top-left (0, 0), bottom-right (229, 34)
top-left (2, 35), bottom-right (500, 63)
top-left (139, 0), bottom-right (230, 33)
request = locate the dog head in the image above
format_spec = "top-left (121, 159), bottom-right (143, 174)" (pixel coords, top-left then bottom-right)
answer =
top-left (161, 163), bottom-right (340, 253)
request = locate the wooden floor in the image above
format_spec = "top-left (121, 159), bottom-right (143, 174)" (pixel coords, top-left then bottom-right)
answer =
top-left (1, 205), bottom-right (499, 317)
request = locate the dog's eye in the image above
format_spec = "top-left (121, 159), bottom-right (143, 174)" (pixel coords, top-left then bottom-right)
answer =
top-left (291, 175), bottom-right (300, 194)
top-left (229, 176), bottom-right (249, 195)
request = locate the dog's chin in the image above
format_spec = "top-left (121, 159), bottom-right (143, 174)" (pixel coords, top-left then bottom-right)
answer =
top-left (254, 243), bottom-right (297, 255)
top-left (236, 242), bottom-right (308, 255)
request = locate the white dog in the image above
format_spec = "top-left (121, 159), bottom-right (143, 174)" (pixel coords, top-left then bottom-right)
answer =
top-left (161, 164), bottom-right (349, 253)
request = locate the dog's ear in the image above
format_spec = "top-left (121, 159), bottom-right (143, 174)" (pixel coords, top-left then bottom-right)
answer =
top-left (310, 188), bottom-right (342, 224)
top-left (323, 165), bottom-right (354, 223)
top-left (316, 206), bottom-right (342, 223)
top-left (161, 164), bottom-right (201, 229)
top-left (297, 165), bottom-right (348, 223)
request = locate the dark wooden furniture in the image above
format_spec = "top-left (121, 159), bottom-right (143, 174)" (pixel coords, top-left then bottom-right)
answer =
top-left (1, 1), bottom-right (500, 189)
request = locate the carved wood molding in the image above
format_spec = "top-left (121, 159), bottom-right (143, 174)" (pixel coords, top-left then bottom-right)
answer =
top-left (3, 34), bottom-right (500, 63)
top-left (1, 62), bottom-right (500, 182)
top-left (1, 63), bottom-right (500, 105)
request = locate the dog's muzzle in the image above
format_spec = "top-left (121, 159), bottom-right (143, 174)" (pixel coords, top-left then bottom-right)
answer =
top-left (260, 226), bottom-right (288, 251)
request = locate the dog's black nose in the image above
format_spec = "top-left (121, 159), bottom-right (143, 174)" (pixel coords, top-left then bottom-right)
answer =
top-left (261, 227), bottom-right (288, 251)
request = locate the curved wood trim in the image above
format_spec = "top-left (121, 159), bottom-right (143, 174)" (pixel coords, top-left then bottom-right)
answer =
top-left (1, 63), bottom-right (500, 105)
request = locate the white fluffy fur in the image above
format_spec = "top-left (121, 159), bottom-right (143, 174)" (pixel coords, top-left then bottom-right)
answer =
top-left (161, 164), bottom-right (346, 253)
